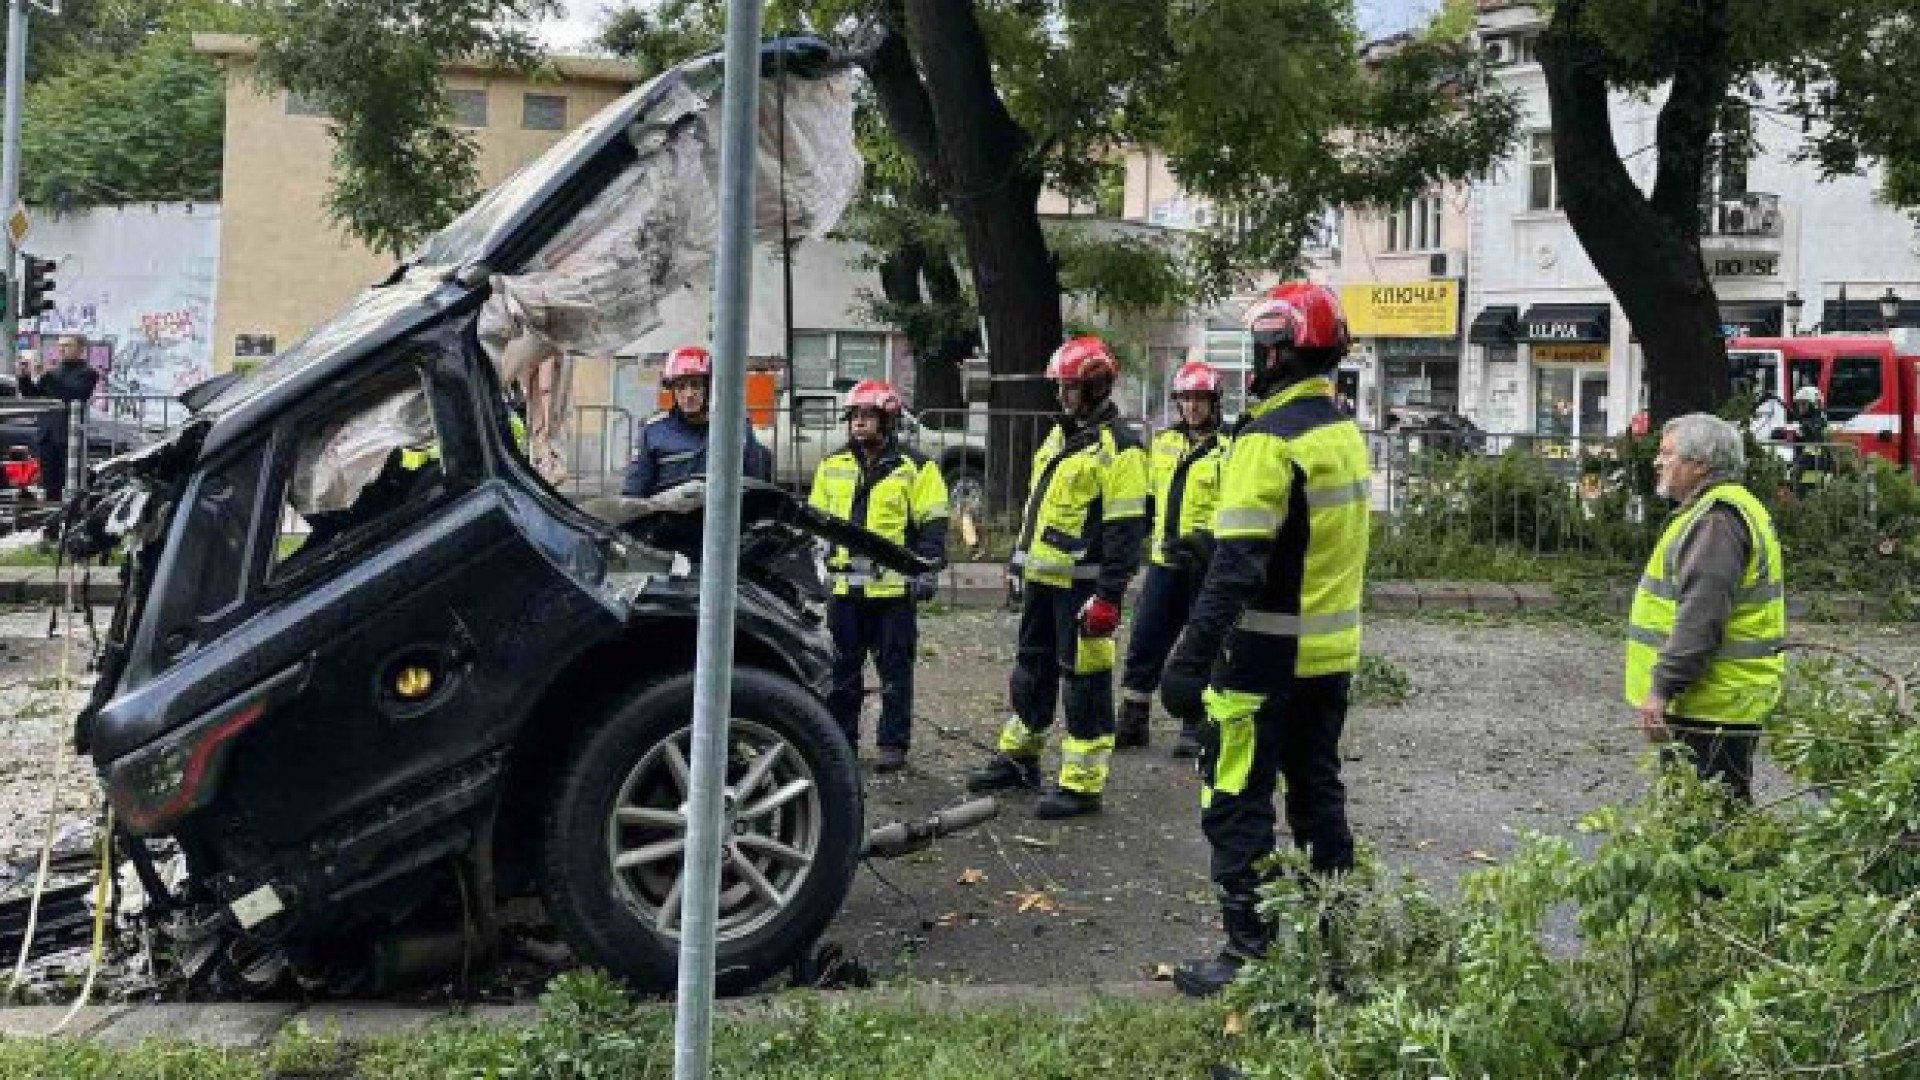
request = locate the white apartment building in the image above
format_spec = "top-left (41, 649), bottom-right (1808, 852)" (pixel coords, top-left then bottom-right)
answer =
top-left (1464, 0), bottom-right (1920, 436)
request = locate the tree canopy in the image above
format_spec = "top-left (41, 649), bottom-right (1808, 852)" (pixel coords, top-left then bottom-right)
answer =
top-left (12, 0), bottom-right (255, 208)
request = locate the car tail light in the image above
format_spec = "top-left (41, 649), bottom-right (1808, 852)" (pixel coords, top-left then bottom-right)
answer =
top-left (107, 697), bottom-right (266, 836)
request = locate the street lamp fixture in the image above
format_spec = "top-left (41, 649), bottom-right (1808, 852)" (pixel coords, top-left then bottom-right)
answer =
top-left (1879, 287), bottom-right (1902, 331)
top-left (1783, 290), bottom-right (1803, 336)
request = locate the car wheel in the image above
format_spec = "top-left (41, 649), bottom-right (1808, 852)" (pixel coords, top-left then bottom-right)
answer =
top-left (540, 667), bottom-right (861, 996)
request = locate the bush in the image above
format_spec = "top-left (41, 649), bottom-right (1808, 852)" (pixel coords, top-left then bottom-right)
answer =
top-left (1224, 655), bottom-right (1920, 1077)
top-left (1376, 433), bottom-right (1920, 609)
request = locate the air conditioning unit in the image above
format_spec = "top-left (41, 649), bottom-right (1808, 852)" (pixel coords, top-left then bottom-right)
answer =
top-left (1429, 251), bottom-right (1464, 279)
top-left (1482, 37), bottom-right (1514, 65)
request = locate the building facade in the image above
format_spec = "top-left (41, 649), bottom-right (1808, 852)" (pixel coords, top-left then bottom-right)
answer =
top-left (1463, 1), bottom-right (1920, 436)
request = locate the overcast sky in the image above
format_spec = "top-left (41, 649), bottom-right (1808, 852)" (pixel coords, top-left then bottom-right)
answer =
top-left (538, 0), bottom-right (1444, 54)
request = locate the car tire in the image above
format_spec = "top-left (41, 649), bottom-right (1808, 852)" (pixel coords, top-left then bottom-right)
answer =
top-left (540, 666), bottom-right (861, 996)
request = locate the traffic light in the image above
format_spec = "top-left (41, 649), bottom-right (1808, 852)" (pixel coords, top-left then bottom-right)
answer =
top-left (19, 255), bottom-right (55, 320)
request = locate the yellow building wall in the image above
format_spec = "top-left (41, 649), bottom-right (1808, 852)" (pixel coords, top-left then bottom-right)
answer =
top-left (209, 48), bottom-right (634, 386)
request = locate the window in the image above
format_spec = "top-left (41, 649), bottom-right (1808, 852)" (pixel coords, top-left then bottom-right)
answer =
top-left (791, 330), bottom-right (890, 390)
top-left (1827, 357), bottom-right (1883, 422)
top-left (272, 370), bottom-right (447, 582)
top-left (1704, 105), bottom-right (1753, 202)
top-left (449, 88), bottom-right (489, 128)
top-left (523, 93), bottom-right (568, 131)
top-left (791, 332), bottom-right (835, 391)
top-left (285, 91), bottom-right (328, 117)
top-left (1386, 194), bottom-right (1444, 253)
top-left (1528, 132), bottom-right (1562, 212)
top-left (837, 333), bottom-right (887, 383)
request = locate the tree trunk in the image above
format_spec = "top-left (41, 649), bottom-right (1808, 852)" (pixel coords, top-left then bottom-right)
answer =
top-left (901, 0), bottom-right (1062, 518)
top-left (860, 19), bottom-right (973, 420)
top-left (1539, 0), bottom-right (1732, 424)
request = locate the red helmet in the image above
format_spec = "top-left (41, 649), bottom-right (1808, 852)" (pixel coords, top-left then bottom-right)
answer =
top-left (843, 378), bottom-right (903, 416)
top-left (1047, 336), bottom-right (1120, 383)
top-left (1171, 359), bottom-right (1222, 396)
top-left (1244, 282), bottom-right (1350, 353)
top-left (662, 345), bottom-right (712, 381)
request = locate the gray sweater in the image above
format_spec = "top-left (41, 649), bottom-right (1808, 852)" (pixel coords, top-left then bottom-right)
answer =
top-left (1654, 491), bottom-right (1754, 704)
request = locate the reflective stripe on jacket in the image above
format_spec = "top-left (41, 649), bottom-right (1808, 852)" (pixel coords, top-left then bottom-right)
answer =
top-left (1012, 406), bottom-right (1149, 591)
top-left (808, 441), bottom-right (950, 598)
top-left (1624, 482), bottom-right (1786, 723)
top-left (1148, 426), bottom-right (1227, 567)
top-left (1210, 376), bottom-right (1370, 680)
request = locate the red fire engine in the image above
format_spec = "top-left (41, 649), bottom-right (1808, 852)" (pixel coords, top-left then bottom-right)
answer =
top-left (1729, 332), bottom-right (1920, 471)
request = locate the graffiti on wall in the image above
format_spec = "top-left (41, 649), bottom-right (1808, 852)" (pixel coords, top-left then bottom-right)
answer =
top-left (21, 204), bottom-right (220, 406)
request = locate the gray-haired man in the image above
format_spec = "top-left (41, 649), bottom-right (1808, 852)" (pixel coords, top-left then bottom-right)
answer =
top-left (1624, 413), bottom-right (1787, 802)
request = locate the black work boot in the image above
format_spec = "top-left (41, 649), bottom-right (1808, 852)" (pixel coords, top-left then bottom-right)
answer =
top-left (1174, 894), bottom-right (1271, 998)
top-left (1116, 698), bottom-right (1152, 749)
top-left (1171, 720), bottom-right (1203, 758)
top-left (966, 753), bottom-right (1041, 794)
top-left (1034, 786), bottom-right (1102, 819)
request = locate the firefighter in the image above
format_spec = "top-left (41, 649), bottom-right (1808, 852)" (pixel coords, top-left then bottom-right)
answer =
top-left (808, 380), bottom-right (949, 772)
top-left (967, 336), bottom-right (1150, 819)
top-left (1789, 385), bottom-right (1832, 493)
top-left (1159, 283), bottom-right (1371, 997)
top-left (1117, 359), bottom-right (1228, 757)
top-left (623, 345), bottom-right (772, 498)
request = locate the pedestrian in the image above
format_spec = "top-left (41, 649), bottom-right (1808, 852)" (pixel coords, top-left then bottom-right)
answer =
top-left (622, 345), bottom-right (771, 498)
top-left (34, 336), bottom-right (100, 503)
top-left (1626, 413), bottom-right (1786, 803)
top-left (1158, 283), bottom-right (1371, 997)
top-left (1117, 359), bottom-right (1228, 757)
top-left (807, 379), bottom-right (949, 773)
top-left (1788, 385), bottom-right (1832, 494)
top-left (967, 335), bottom-right (1150, 819)
top-left (13, 348), bottom-right (40, 396)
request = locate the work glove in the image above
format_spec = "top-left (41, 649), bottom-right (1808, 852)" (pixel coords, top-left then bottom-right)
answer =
top-left (911, 572), bottom-right (940, 603)
top-left (1165, 534), bottom-right (1214, 575)
top-left (1160, 636), bottom-right (1211, 723)
top-left (1078, 595), bottom-right (1121, 638)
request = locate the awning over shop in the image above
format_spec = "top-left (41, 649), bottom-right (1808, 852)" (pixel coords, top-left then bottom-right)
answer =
top-left (1519, 303), bottom-right (1610, 344)
top-left (1718, 301), bottom-right (1782, 339)
top-left (1467, 305), bottom-right (1519, 345)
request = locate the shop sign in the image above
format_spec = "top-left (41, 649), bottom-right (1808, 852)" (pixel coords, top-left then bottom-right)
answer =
top-left (1708, 256), bottom-right (1780, 279)
top-left (1532, 343), bottom-right (1609, 365)
top-left (1340, 281), bottom-right (1459, 338)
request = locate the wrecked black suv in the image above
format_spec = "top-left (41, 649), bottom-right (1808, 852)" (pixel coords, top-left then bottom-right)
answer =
top-left (68, 40), bottom-right (905, 995)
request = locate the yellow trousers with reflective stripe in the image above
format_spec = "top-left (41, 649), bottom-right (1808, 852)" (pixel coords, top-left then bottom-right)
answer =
top-left (1000, 581), bottom-right (1118, 793)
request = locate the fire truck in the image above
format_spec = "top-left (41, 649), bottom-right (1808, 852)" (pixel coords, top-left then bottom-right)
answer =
top-left (1728, 330), bottom-right (1920, 472)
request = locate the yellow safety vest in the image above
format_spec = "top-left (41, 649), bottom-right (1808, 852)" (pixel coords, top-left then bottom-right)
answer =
top-left (808, 442), bottom-right (949, 599)
top-left (1624, 482), bottom-right (1786, 723)
top-left (1011, 410), bottom-right (1149, 589)
top-left (1210, 376), bottom-right (1370, 680)
top-left (1147, 426), bottom-right (1227, 568)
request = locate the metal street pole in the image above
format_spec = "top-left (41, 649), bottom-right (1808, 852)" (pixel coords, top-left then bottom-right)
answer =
top-left (673, 1), bottom-right (762, 1077)
top-left (0, 0), bottom-right (29, 368)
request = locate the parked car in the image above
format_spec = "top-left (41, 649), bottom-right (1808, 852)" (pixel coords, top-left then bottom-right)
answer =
top-left (1382, 406), bottom-right (1489, 456)
top-left (73, 38), bottom-right (920, 997)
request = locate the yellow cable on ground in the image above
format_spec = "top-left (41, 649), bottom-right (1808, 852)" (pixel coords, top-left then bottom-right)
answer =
top-left (49, 805), bottom-right (112, 1035)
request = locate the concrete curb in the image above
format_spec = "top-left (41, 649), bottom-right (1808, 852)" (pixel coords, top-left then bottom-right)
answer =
top-left (2, 564), bottom-right (1909, 620)
top-left (0, 980), bottom-right (1178, 1048)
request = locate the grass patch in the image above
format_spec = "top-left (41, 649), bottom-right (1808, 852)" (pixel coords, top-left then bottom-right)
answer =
top-left (0, 973), bottom-right (1264, 1080)
top-left (1353, 654), bottom-right (1411, 706)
